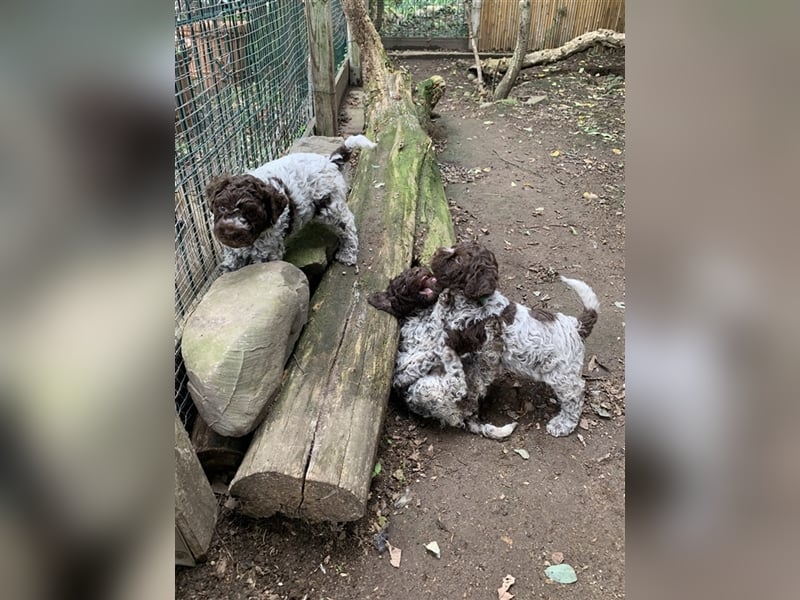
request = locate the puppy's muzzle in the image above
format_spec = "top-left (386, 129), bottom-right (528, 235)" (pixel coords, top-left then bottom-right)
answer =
top-left (214, 217), bottom-right (257, 248)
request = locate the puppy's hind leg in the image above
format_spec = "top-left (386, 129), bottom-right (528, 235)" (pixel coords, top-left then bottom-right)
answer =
top-left (545, 376), bottom-right (585, 437)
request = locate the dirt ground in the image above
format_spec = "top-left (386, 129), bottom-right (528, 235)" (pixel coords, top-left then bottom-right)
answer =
top-left (177, 49), bottom-right (625, 599)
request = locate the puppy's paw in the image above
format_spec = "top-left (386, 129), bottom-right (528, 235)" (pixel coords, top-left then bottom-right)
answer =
top-left (467, 419), bottom-right (518, 440)
top-left (546, 414), bottom-right (577, 437)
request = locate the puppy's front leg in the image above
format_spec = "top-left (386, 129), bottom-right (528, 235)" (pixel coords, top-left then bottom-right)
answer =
top-left (253, 237), bottom-right (285, 264)
top-left (219, 246), bottom-right (249, 273)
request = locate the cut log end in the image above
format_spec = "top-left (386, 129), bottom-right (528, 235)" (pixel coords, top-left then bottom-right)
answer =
top-left (229, 472), bottom-right (302, 519)
top-left (300, 481), bottom-right (366, 522)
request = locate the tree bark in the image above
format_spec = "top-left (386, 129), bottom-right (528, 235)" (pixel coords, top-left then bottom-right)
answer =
top-left (464, 0), bottom-right (486, 97)
top-left (483, 29), bottom-right (625, 77)
top-left (229, 1), bottom-right (454, 521)
top-left (493, 0), bottom-right (531, 100)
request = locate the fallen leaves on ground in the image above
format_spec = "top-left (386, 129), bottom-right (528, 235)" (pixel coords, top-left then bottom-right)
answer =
top-left (424, 541), bottom-right (441, 558)
top-left (497, 574), bottom-right (516, 600)
top-left (387, 542), bottom-right (402, 568)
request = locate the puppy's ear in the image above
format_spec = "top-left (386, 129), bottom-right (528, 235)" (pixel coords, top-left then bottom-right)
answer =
top-left (367, 292), bottom-right (398, 317)
top-left (464, 274), bottom-right (495, 299)
top-left (205, 175), bottom-right (232, 208)
top-left (249, 177), bottom-right (289, 227)
top-left (464, 261), bottom-right (498, 299)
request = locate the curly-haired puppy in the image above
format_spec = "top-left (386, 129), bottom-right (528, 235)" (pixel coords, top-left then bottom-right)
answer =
top-left (431, 241), bottom-right (599, 437)
top-left (368, 265), bottom-right (517, 440)
top-left (206, 135), bottom-right (376, 272)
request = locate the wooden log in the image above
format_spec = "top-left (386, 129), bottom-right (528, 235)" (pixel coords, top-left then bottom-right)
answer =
top-left (175, 414), bottom-right (217, 565)
top-left (229, 2), bottom-right (454, 521)
top-left (190, 415), bottom-right (251, 477)
top-left (480, 28), bottom-right (625, 76)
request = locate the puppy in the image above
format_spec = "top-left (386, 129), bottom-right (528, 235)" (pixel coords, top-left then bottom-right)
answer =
top-left (431, 242), bottom-right (599, 437)
top-left (368, 265), bottom-right (517, 440)
top-left (206, 135), bottom-right (376, 272)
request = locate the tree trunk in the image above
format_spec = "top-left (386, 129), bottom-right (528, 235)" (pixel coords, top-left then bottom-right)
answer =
top-left (493, 0), bottom-right (531, 100)
top-left (229, 1), bottom-right (454, 521)
top-left (464, 0), bottom-right (486, 97)
top-left (483, 29), bottom-right (625, 77)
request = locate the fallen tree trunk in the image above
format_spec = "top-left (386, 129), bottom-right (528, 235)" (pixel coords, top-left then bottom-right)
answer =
top-left (481, 29), bottom-right (625, 77)
top-left (229, 2), bottom-right (454, 521)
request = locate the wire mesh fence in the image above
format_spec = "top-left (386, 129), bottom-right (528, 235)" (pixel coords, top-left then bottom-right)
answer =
top-left (331, 0), bottom-right (348, 70)
top-left (174, 0), bottom-right (313, 426)
top-left (376, 0), bottom-right (468, 38)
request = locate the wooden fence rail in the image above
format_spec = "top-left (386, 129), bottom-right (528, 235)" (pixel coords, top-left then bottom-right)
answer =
top-left (478, 0), bottom-right (624, 52)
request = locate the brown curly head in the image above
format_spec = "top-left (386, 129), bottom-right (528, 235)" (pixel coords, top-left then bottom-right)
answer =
top-left (367, 266), bottom-right (439, 318)
top-left (430, 241), bottom-right (499, 300)
top-left (205, 174), bottom-right (288, 248)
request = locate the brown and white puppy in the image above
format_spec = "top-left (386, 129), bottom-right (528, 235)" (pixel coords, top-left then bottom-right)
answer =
top-left (431, 241), bottom-right (599, 437)
top-left (368, 263), bottom-right (517, 440)
top-left (206, 135), bottom-right (375, 272)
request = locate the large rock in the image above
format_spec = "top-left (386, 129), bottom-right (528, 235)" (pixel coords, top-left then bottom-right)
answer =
top-left (182, 262), bottom-right (309, 436)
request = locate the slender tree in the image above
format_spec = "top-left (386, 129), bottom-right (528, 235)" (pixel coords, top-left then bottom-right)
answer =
top-left (493, 0), bottom-right (532, 100)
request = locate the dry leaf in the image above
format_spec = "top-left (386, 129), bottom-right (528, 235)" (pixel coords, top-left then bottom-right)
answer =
top-left (424, 541), bottom-right (441, 558)
top-left (214, 555), bottom-right (228, 578)
top-left (497, 574), bottom-right (516, 600)
top-left (387, 542), bottom-right (402, 568)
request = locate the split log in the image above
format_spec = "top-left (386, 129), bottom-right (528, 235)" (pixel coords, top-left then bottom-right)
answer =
top-left (481, 29), bottom-right (625, 77)
top-left (229, 1), bottom-right (454, 521)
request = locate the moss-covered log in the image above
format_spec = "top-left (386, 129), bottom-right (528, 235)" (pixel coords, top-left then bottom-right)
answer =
top-left (229, 2), bottom-right (455, 521)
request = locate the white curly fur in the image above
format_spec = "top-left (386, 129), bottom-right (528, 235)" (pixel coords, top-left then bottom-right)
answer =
top-left (435, 276), bottom-right (599, 437)
top-left (392, 292), bottom-right (517, 440)
top-left (216, 135), bottom-right (375, 271)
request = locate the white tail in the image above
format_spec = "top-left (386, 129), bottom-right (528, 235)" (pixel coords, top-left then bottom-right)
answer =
top-left (344, 134), bottom-right (377, 150)
top-left (559, 276), bottom-right (600, 312)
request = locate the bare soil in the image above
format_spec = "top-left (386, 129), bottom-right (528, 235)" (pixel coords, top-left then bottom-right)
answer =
top-left (177, 49), bottom-right (625, 600)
